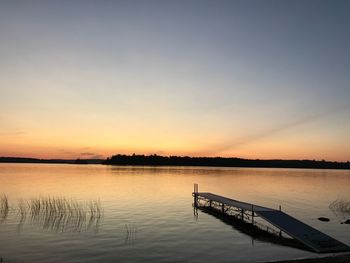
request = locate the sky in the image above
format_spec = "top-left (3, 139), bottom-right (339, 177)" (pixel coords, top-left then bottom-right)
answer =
top-left (1, 0), bottom-right (350, 161)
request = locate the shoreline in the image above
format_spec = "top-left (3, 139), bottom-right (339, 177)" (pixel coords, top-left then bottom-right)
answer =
top-left (2, 162), bottom-right (350, 171)
top-left (262, 253), bottom-right (350, 263)
top-left (1, 156), bottom-right (350, 170)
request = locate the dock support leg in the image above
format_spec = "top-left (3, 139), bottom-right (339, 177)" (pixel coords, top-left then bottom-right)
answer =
top-left (279, 205), bottom-right (282, 236)
top-left (241, 209), bottom-right (244, 221)
top-left (193, 184), bottom-right (198, 208)
top-left (222, 203), bottom-right (225, 215)
top-left (209, 200), bottom-right (212, 208)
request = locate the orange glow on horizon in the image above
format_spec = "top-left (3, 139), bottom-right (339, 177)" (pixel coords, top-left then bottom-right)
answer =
top-left (1, 138), bottom-right (349, 162)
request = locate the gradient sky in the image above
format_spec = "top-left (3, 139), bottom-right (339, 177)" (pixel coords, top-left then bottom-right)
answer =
top-left (1, 0), bottom-right (350, 161)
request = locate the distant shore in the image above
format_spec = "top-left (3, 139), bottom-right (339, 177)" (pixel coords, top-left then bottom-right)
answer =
top-left (1, 154), bottom-right (350, 170)
top-left (0, 157), bottom-right (103, 164)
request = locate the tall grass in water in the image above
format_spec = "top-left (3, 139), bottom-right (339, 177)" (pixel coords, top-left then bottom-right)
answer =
top-left (329, 199), bottom-right (350, 220)
top-left (28, 197), bottom-right (103, 232)
top-left (17, 199), bottom-right (27, 232)
top-left (0, 194), bottom-right (9, 223)
top-left (0, 194), bottom-right (103, 232)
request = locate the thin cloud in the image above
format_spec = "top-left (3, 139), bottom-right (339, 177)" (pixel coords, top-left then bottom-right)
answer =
top-left (80, 152), bottom-right (104, 159)
top-left (204, 105), bottom-right (349, 156)
top-left (80, 152), bottom-right (95, 156)
top-left (0, 131), bottom-right (25, 136)
top-left (91, 155), bottom-right (104, 159)
top-left (58, 149), bottom-right (75, 155)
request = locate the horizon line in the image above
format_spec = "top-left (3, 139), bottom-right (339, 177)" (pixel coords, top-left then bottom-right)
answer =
top-left (1, 154), bottom-right (349, 163)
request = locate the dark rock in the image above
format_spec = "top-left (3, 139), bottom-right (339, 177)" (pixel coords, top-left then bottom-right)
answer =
top-left (318, 217), bottom-right (330, 222)
top-left (343, 219), bottom-right (350, 224)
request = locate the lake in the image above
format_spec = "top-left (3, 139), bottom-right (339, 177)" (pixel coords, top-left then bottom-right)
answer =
top-left (0, 163), bottom-right (349, 262)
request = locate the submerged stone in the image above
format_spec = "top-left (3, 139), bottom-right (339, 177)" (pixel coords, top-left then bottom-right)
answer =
top-left (318, 217), bottom-right (330, 222)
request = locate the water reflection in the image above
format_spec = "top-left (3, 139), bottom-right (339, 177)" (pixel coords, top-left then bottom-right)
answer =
top-left (16, 199), bottom-right (27, 232)
top-left (124, 224), bottom-right (138, 245)
top-left (0, 195), bottom-right (9, 223)
top-left (0, 195), bottom-right (103, 233)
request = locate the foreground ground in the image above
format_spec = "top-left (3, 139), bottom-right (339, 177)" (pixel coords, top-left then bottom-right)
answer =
top-left (264, 253), bottom-right (350, 263)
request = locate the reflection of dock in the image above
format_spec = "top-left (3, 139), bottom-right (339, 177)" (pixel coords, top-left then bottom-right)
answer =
top-left (192, 184), bottom-right (350, 253)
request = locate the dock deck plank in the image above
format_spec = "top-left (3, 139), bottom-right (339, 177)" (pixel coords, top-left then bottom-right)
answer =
top-left (196, 192), bottom-right (274, 211)
top-left (257, 210), bottom-right (349, 253)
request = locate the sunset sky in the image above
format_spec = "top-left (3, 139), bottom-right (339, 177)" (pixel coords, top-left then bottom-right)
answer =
top-left (1, 0), bottom-right (350, 161)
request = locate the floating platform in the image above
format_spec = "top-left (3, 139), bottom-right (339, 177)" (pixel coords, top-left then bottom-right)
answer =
top-left (193, 187), bottom-right (350, 253)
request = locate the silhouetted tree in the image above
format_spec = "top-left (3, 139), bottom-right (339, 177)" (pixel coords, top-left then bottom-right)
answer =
top-left (103, 154), bottom-right (350, 170)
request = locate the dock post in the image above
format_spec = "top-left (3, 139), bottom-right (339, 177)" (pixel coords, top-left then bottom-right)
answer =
top-left (222, 203), bottom-right (225, 215)
top-left (241, 209), bottom-right (244, 221)
top-left (209, 200), bottom-right (212, 208)
top-left (193, 184), bottom-right (198, 208)
top-left (278, 205), bottom-right (282, 237)
top-left (251, 204), bottom-right (254, 224)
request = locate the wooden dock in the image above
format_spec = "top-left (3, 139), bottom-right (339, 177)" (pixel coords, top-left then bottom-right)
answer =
top-left (193, 186), bottom-right (350, 253)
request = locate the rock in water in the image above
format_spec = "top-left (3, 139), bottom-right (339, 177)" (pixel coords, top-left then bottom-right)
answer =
top-left (318, 217), bottom-right (330, 222)
top-left (344, 219), bottom-right (350, 224)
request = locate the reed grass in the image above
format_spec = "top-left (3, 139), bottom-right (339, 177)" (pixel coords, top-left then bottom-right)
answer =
top-left (18, 199), bottom-right (27, 217)
top-left (27, 196), bottom-right (103, 232)
top-left (329, 199), bottom-right (350, 218)
top-left (0, 194), bottom-right (103, 232)
top-left (0, 194), bottom-right (9, 223)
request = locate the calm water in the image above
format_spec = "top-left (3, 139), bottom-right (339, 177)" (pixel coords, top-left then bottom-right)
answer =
top-left (0, 164), bottom-right (349, 262)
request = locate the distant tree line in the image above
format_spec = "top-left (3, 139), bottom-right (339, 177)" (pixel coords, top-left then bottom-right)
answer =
top-left (104, 154), bottom-right (350, 170)
top-left (0, 157), bottom-right (103, 164)
top-left (0, 157), bottom-right (74, 164)
top-left (2, 155), bottom-right (350, 169)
